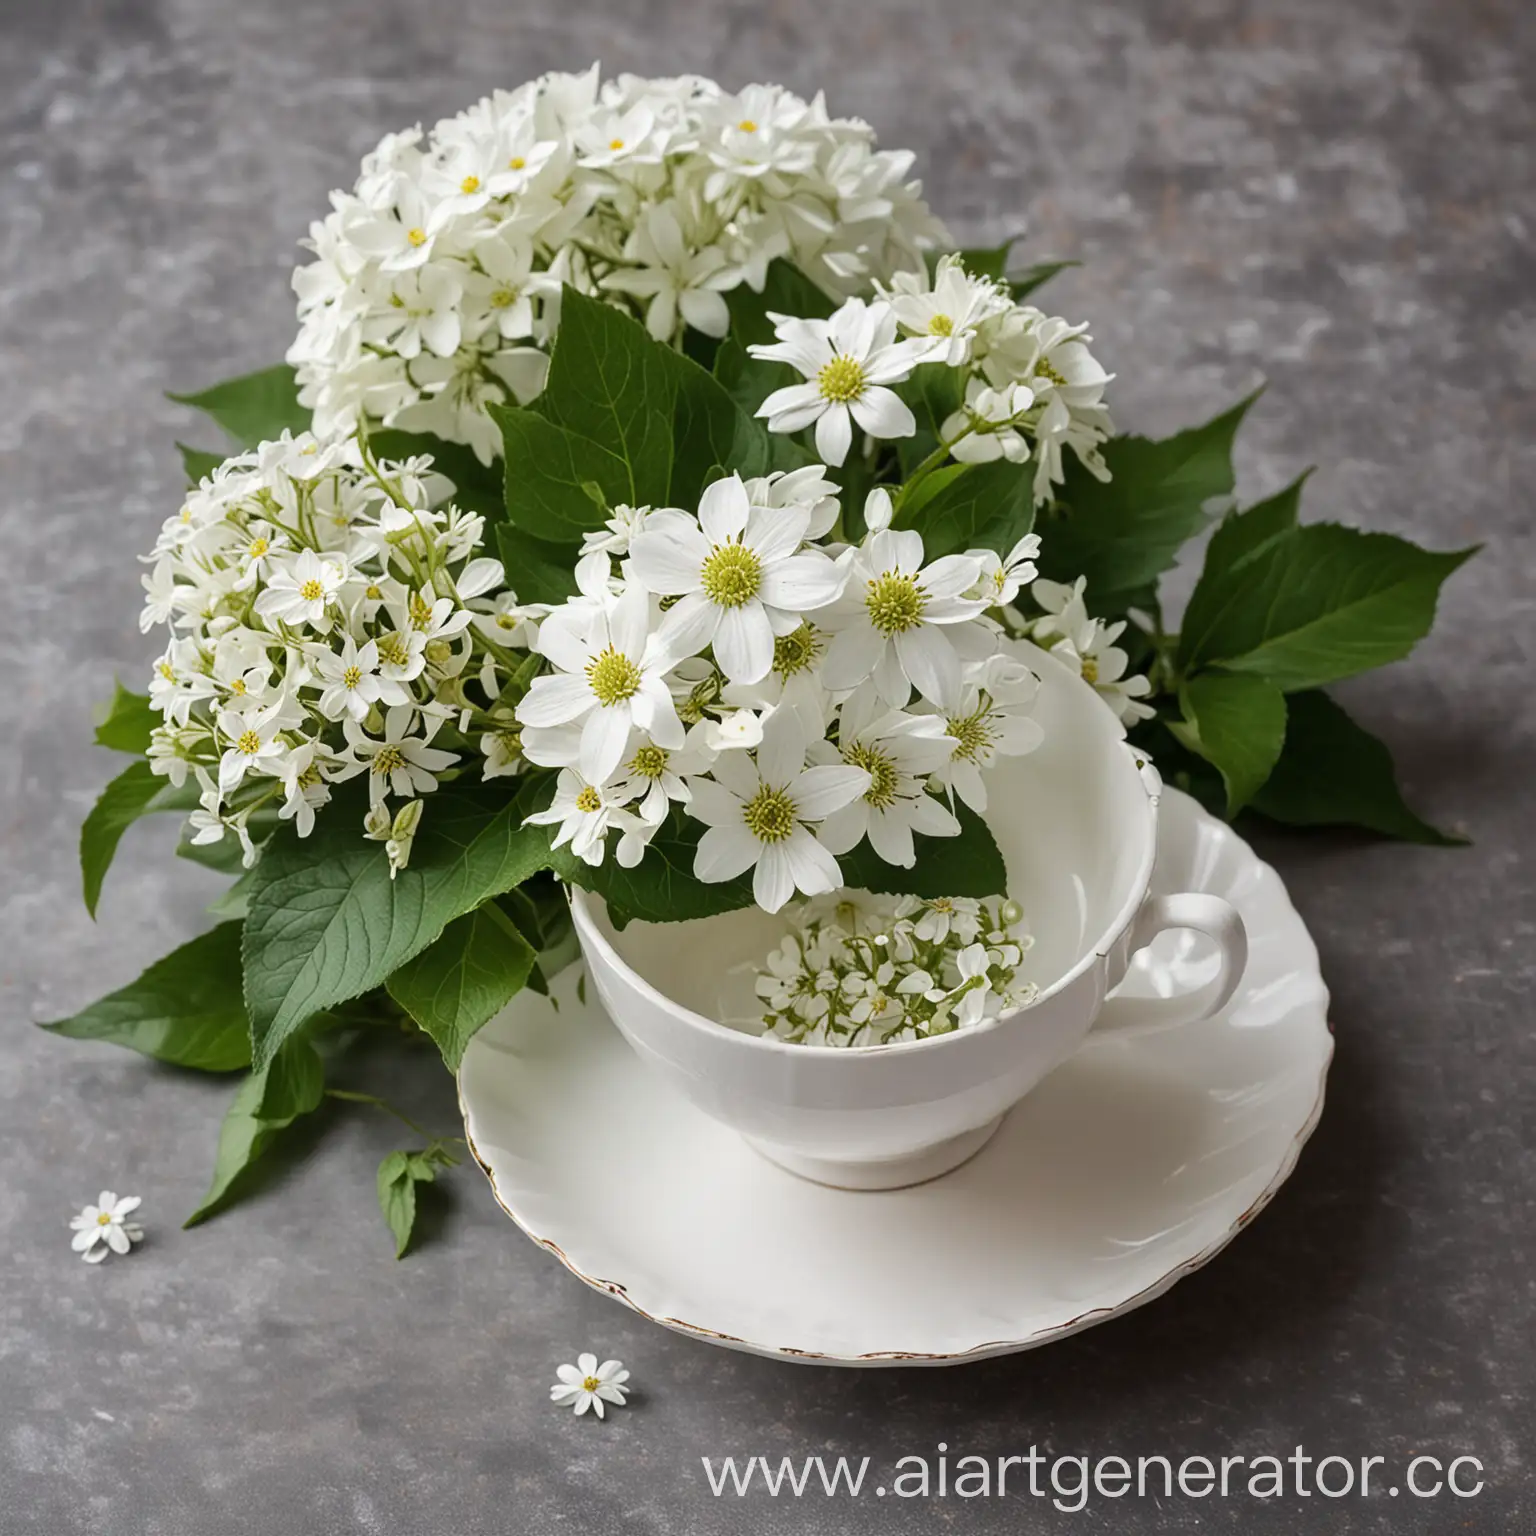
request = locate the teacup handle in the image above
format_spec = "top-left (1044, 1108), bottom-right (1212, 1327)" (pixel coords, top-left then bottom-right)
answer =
top-left (1086, 892), bottom-right (1248, 1043)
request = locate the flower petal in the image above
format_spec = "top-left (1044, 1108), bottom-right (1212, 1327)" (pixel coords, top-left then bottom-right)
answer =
top-left (783, 826), bottom-right (841, 896)
top-left (757, 553), bottom-right (843, 613)
top-left (792, 764), bottom-right (871, 820)
top-left (849, 386), bottom-right (916, 441)
top-left (820, 623), bottom-right (883, 692)
top-left (698, 474), bottom-right (750, 545)
top-left (713, 602), bottom-right (775, 686)
top-left (516, 672), bottom-right (592, 727)
top-left (629, 527), bottom-right (708, 595)
top-left (753, 843), bottom-right (795, 913)
top-left (813, 404), bottom-right (853, 467)
top-left (580, 705), bottom-right (633, 784)
top-left (895, 625), bottom-right (959, 708)
top-left (695, 823), bottom-right (760, 883)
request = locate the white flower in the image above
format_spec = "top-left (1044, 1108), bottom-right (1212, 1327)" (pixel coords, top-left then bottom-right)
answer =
top-left (881, 253), bottom-right (1012, 366)
top-left (1030, 578), bottom-right (1154, 724)
top-left (912, 895), bottom-right (984, 946)
top-left (750, 298), bottom-right (928, 466)
top-left (599, 202), bottom-right (736, 342)
top-left (684, 707), bottom-right (870, 914)
top-left (215, 706), bottom-right (289, 796)
top-left (628, 474), bottom-right (844, 686)
top-left (821, 528), bottom-right (991, 707)
top-left (516, 568), bottom-right (683, 784)
top-left (254, 549), bottom-right (347, 630)
top-left (814, 689), bottom-right (960, 868)
top-left (927, 651), bottom-right (1045, 813)
top-left (549, 1353), bottom-right (631, 1419)
top-left (525, 769), bottom-right (645, 867)
top-left (945, 378), bottom-right (1035, 465)
top-left (972, 532), bottom-right (1041, 608)
top-left (344, 704), bottom-right (459, 805)
top-left (309, 636), bottom-right (409, 723)
top-left (579, 503), bottom-right (652, 558)
top-left (69, 1192), bottom-right (143, 1264)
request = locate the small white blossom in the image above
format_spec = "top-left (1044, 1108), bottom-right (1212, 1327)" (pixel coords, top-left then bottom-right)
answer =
top-left (69, 1192), bottom-right (144, 1264)
top-left (550, 1353), bottom-right (631, 1419)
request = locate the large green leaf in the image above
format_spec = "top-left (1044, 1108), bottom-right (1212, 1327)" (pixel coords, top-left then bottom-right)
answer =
top-left (1174, 672), bottom-right (1288, 815)
top-left (242, 779), bottom-right (555, 1070)
top-left (495, 523), bottom-right (580, 605)
top-left (80, 760), bottom-right (192, 917)
top-left (92, 683), bottom-right (158, 755)
top-left (723, 258), bottom-right (834, 346)
top-left (386, 901), bottom-right (537, 1070)
top-left (169, 365), bottom-right (309, 449)
top-left (1251, 691), bottom-right (1463, 845)
top-left (894, 459), bottom-right (1033, 559)
top-left (1177, 523), bottom-right (1474, 690)
top-left (1037, 391), bottom-right (1261, 610)
top-left (491, 406), bottom-right (616, 540)
top-left (183, 1036), bottom-right (326, 1226)
top-left (1197, 472), bottom-right (1309, 589)
top-left (1010, 259), bottom-right (1080, 300)
top-left (38, 923), bottom-right (251, 1071)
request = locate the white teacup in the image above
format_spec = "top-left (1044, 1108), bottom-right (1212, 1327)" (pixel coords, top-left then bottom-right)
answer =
top-left (569, 645), bottom-right (1248, 1191)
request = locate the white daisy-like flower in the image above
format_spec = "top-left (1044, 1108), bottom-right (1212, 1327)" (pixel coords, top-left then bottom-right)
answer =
top-left (70, 1192), bottom-right (144, 1264)
top-left (253, 549), bottom-right (347, 629)
top-left (550, 1353), bottom-right (631, 1419)
top-left (944, 378), bottom-right (1035, 465)
top-left (627, 474), bottom-right (845, 686)
top-left (343, 704), bottom-right (459, 805)
top-left (749, 298), bottom-right (928, 466)
top-left (1029, 578), bottom-right (1155, 724)
top-left (972, 533), bottom-right (1041, 608)
top-left (579, 503), bottom-right (653, 558)
top-left (215, 706), bottom-right (289, 796)
top-left (821, 528), bottom-right (991, 707)
top-left (685, 707), bottom-right (870, 913)
top-left (598, 201), bottom-right (736, 342)
top-left (927, 650), bottom-right (1045, 813)
top-left (309, 636), bottom-right (409, 723)
top-left (881, 252), bottom-right (1012, 366)
top-left (516, 566), bottom-right (684, 785)
top-left (911, 895), bottom-right (984, 946)
top-left (814, 687), bottom-right (960, 868)
top-left (524, 767), bottom-right (648, 867)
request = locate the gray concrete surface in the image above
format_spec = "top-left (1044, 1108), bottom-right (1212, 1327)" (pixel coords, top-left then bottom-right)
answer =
top-left (2, 1), bottom-right (1533, 1531)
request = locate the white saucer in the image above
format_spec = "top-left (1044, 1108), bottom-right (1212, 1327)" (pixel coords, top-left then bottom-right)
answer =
top-left (459, 790), bottom-right (1332, 1366)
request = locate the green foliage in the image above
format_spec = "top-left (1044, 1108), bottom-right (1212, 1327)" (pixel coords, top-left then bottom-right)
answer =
top-left (1038, 391), bottom-right (1261, 611)
top-left (92, 684), bottom-right (158, 755)
top-left (386, 901), bottom-right (537, 1070)
top-left (177, 444), bottom-right (225, 484)
top-left (375, 1149), bottom-right (447, 1259)
top-left (893, 458), bottom-right (1033, 559)
top-left (241, 780), bottom-right (555, 1071)
top-left (1010, 259), bottom-right (1080, 300)
top-left (723, 258), bottom-right (834, 346)
top-left (495, 523), bottom-right (580, 605)
top-left (183, 1036), bottom-right (326, 1227)
top-left (1173, 673), bottom-right (1288, 816)
top-left (80, 760), bottom-right (193, 917)
top-left (169, 364), bottom-right (309, 449)
top-left (38, 923), bottom-right (251, 1071)
top-left (1252, 691), bottom-right (1462, 845)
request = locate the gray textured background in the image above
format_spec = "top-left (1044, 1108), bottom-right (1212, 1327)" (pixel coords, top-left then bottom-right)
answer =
top-left (2, 1), bottom-right (1533, 1532)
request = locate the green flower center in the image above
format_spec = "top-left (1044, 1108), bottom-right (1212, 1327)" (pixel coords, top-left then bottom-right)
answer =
top-left (587, 647), bottom-right (642, 705)
top-left (700, 542), bottom-right (762, 608)
top-left (772, 622), bottom-right (823, 678)
top-left (817, 354), bottom-right (865, 404)
top-left (372, 745), bottom-right (405, 776)
top-left (575, 786), bottom-right (603, 813)
top-left (377, 633), bottom-right (409, 668)
top-left (1079, 655), bottom-right (1100, 685)
top-left (843, 742), bottom-right (899, 808)
top-left (927, 313), bottom-right (954, 336)
top-left (342, 665), bottom-right (363, 690)
top-left (947, 707), bottom-right (993, 763)
top-left (865, 572), bottom-right (925, 636)
top-left (490, 287), bottom-right (517, 309)
top-left (743, 785), bottom-right (797, 843)
top-left (1034, 356), bottom-right (1066, 387)
top-left (630, 744), bottom-right (668, 779)
top-left (408, 593), bottom-right (434, 627)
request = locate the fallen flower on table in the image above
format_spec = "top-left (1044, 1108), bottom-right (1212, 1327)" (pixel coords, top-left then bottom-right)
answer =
top-left (69, 1192), bottom-right (144, 1264)
top-left (550, 1353), bottom-right (631, 1419)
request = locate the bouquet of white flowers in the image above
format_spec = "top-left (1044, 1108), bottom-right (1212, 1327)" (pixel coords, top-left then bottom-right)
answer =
top-left (48, 67), bottom-right (1468, 1257)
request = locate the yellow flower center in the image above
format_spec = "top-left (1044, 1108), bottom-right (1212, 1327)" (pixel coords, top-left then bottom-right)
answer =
top-left (342, 665), bottom-right (363, 689)
top-left (947, 708), bottom-right (993, 764)
top-left (864, 572), bottom-right (924, 636)
top-left (372, 745), bottom-right (405, 776)
top-left (737, 118), bottom-right (758, 132)
top-left (772, 622), bottom-right (822, 678)
top-left (609, 137), bottom-right (625, 151)
top-left (743, 785), bottom-right (796, 843)
top-left (236, 729), bottom-right (262, 755)
top-left (1080, 655), bottom-right (1099, 684)
top-left (1034, 356), bottom-right (1066, 387)
top-left (247, 536), bottom-right (269, 559)
top-left (490, 287), bottom-right (517, 309)
top-left (586, 647), bottom-right (642, 706)
top-left (299, 578), bottom-right (325, 602)
top-left (408, 592), bottom-right (434, 627)
top-left (365, 583), bottom-right (382, 600)
top-left (582, 1374), bottom-right (601, 1391)
top-left (406, 227), bottom-right (428, 247)
top-left (229, 678), bottom-right (247, 696)
top-left (508, 155), bottom-right (526, 170)
top-left (630, 744), bottom-right (668, 779)
top-left (377, 633), bottom-right (409, 668)
top-left (495, 613), bottom-right (518, 629)
top-left (157, 661), bottom-right (175, 682)
top-left (460, 174), bottom-right (480, 193)
top-left (97, 1212), bottom-right (113, 1226)
top-left (928, 313), bottom-right (954, 336)
top-left (699, 542), bottom-right (762, 608)
top-left (575, 786), bottom-right (603, 813)
top-left (843, 742), bottom-right (899, 808)
top-left (816, 354), bottom-right (865, 404)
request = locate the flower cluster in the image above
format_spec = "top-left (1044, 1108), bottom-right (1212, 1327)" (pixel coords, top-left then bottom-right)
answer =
top-left (1025, 576), bottom-right (1155, 724)
top-left (514, 469), bottom-right (1050, 912)
top-left (289, 66), bottom-right (946, 463)
top-left (140, 432), bottom-right (536, 871)
top-left (754, 894), bottom-right (1037, 1046)
top-left (748, 255), bottom-right (1114, 500)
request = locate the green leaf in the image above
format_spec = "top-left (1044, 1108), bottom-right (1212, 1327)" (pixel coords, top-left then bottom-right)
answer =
top-left (1252, 691), bottom-right (1464, 845)
top-left (386, 901), bottom-right (537, 1070)
top-left (369, 429), bottom-right (507, 521)
top-left (723, 259), bottom-right (834, 347)
top-left (169, 365), bottom-right (309, 449)
top-left (37, 923), bottom-right (251, 1071)
top-left (841, 801), bottom-right (1010, 900)
top-left (183, 1036), bottom-right (325, 1227)
top-left (177, 444), bottom-right (225, 485)
top-left (242, 779), bottom-right (556, 1071)
top-left (1037, 391), bottom-right (1261, 610)
top-left (1198, 471), bottom-right (1310, 589)
top-left (80, 760), bottom-right (191, 917)
top-left (1174, 672), bottom-right (1288, 815)
top-left (495, 523), bottom-right (579, 605)
top-left (492, 406), bottom-right (622, 541)
top-left (1177, 524), bottom-right (1475, 690)
top-left (894, 458), bottom-right (1033, 559)
top-left (92, 683), bottom-right (158, 755)
top-left (376, 1150), bottom-right (439, 1259)
top-left (1010, 259), bottom-right (1080, 300)
top-left (951, 240), bottom-right (1019, 281)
